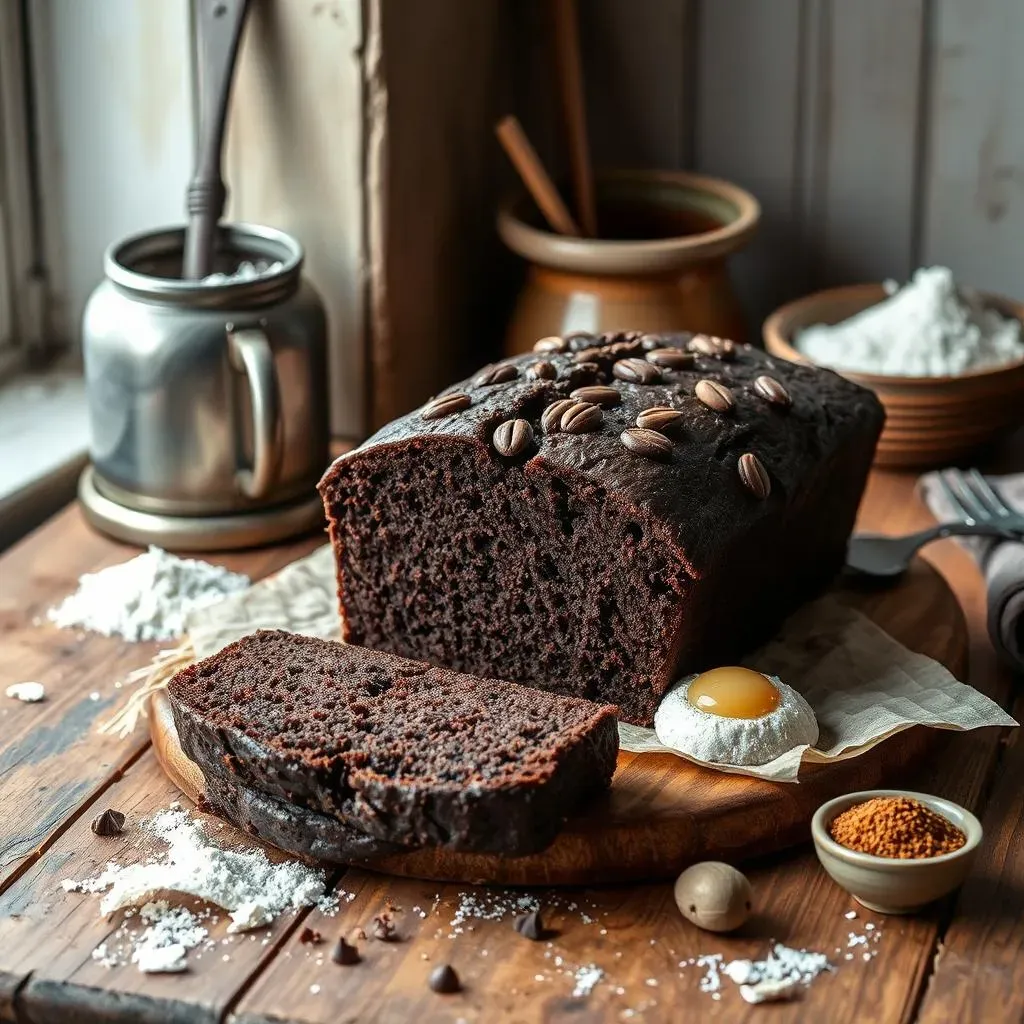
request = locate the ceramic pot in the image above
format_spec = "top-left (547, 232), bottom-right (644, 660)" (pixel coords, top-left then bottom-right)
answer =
top-left (498, 170), bottom-right (759, 356)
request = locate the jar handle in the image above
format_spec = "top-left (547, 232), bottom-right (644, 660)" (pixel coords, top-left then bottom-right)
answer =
top-left (228, 326), bottom-right (281, 499)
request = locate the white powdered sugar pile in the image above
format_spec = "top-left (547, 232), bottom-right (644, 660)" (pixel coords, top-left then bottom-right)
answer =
top-left (797, 266), bottom-right (1024, 377)
top-left (62, 805), bottom-right (327, 972)
top-left (682, 942), bottom-right (834, 1004)
top-left (48, 546), bottom-right (249, 642)
top-left (202, 259), bottom-right (283, 285)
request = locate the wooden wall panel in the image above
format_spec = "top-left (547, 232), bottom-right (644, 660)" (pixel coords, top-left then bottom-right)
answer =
top-left (919, 0), bottom-right (1024, 299)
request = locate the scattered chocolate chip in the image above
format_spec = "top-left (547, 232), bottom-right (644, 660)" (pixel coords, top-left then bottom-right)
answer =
top-left (429, 964), bottom-right (461, 994)
top-left (694, 378), bottom-right (735, 413)
top-left (613, 357), bottom-right (661, 385)
top-left (475, 363), bottom-right (519, 386)
top-left (636, 406), bottom-right (685, 433)
top-left (753, 374), bottom-right (792, 409)
top-left (560, 401), bottom-right (603, 434)
top-left (646, 348), bottom-right (695, 371)
top-left (91, 809), bottom-right (126, 837)
top-left (526, 360), bottom-right (557, 381)
top-left (422, 392), bottom-right (471, 420)
top-left (533, 335), bottom-right (567, 354)
top-left (738, 452), bottom-right (771, 499)
top-left (371, 913), bottom-right (398, 942)
top-left (331, 937), bottom-right (361, 965)
top-left (513, 910), bottom-right (546, 940)
top-left (570, 385), bottom-right (620, 407)
top-left (493, 418), bottom-right (534, 458)
top-left (299, 927), bottom-right (322, 945)
top-left (541, 398), bottom-right (576, 434)
top-left (620, 427), bottom-right (673, 461)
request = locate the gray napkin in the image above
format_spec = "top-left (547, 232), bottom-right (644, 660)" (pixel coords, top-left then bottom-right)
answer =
top-left (919, 472), bottom-right (1024, 673)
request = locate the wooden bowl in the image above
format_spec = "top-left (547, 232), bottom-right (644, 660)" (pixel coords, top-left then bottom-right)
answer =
top-left (763, 283), bottom-right (1024, 468)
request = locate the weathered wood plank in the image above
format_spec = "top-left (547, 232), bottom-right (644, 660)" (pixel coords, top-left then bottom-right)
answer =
top-left (0, 749), bottom-right (319, 1024)
top-left (918, 0), bottom-right (1024, 298)
top-left (915, 695), bottom-right (1024, 1023)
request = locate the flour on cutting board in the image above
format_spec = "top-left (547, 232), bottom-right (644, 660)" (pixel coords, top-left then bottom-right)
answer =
top-left (48, 546), bottom-right (249, 642)
top-left (62, 805), bottom-right (326, 972)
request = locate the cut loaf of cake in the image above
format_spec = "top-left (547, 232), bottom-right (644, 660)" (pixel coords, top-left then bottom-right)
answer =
top-left (169, 630), bottom-right (619, 857)
top-left (319, 330), bottom-right (885, 725)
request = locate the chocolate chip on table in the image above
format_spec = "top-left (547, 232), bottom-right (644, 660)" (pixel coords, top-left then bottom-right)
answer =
top-left (753, 374), bottom-right (792, 409)
top-left (560, 401), bottom-right (603, 434)
top-left (422, 392), bottom-right (472, 420)
top-left (475, 363), bottom-right (519, 386)
top-left (331, 937), bottom-right (361, 965)
top-left (613, 358), bottom-right (661, 385)
top-left (526, 360), bottom-right (557, 381)
top-left (541, 399), bottom-right (577, 434)
top-left (299, 926), bottom-right (322, 945)
top-left (570, 385), bottom-right (621, 407)
top-left (91, 809), bottom-right (126, 836)
top-left (620, 427), bottom-right (673, 461)
top-left (493, 418), bottom-right (534, 458)
top-left (646, 348), bottom-right (695, 370)
top-left (636, 406), bottom-right (684, 433)
top-left (429, 964), bottom-right (462, 994)
top-left (534, 335), bottom-right (567, 354)
top-left (694, 378), bottom-right (735, 413)
top-left (513, 909), bottom-right (546, 940)
top-left (738, 452), bottom-right (771, 499)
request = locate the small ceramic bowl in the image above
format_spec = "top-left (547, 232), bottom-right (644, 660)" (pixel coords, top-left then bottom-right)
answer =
top-left (811, 789), bottom-right (982, 915)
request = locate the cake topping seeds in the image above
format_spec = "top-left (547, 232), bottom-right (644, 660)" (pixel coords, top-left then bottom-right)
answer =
top-left (422, 392), bottom-right (472, 420)
top-left (514, 910), bottom-right (546, 940)
top-left (526, 360), bottom-right (557, 380)
top-left (621, 428), bottom-right (673, 461)
top-left (636, 406), bottom-right (685, 433)
top-left (695, 379), bottom-right (735, 413)
top-left (738, 453), bottom-right (771, 499)
top-left (429, 963), bottom-right (462, 993)
top-left (828, 796), bottom-right (967, 858)
top-left (331, 937), bottom-right (361, 965)
top-left (753, 374), bottom-right (792, 408)
top-left (534, 335), bottom-right (567, 354)
top-left (475, 363), bottom-right (519, 386)
top-left (493, 418), bottom-right (534, 458)
top-left (646, 348), bottom-right (695, 370)
top-left (541, 399), bottom-right (576, 434)
top-left (91, 809), bottom-right (126, 837)
top-left (613, 357), bottom-right (662, 385)
top-left (560, 401), bottom-right (603, 434)
top-left (570, 385), bottom-right (621, 407)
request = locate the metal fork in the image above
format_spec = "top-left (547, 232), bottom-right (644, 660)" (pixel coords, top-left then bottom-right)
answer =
top-left (846, 469), bottom-right (1024, 578)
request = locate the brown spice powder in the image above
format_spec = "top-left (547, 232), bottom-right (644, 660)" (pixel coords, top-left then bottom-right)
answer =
top-left (829, 796), bottom-right (966, 859)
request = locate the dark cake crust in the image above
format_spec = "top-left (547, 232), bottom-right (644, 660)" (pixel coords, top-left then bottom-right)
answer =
top-left (319, 331), bottom-right (884, 725)
top-left (169, 631), bottom-right (619, 858)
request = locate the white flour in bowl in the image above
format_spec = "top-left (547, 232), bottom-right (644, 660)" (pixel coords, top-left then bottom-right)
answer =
top-left (796, 266), bottom-right (1024, 377)
top-left (48, 546), bottom-right (249, 642)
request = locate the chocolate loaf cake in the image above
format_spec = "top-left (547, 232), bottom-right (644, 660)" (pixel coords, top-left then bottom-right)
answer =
top-left (320, 331), bottom-right (884, 725)
top-left (169, 631), bottom-right (619, 857)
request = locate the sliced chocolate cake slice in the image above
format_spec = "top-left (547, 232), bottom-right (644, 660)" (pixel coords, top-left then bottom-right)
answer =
top-left (169, 630), bottom-right (619, 858)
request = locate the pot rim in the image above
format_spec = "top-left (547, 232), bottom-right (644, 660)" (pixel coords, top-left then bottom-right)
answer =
top-left (497, 168), bottom-right (760, 276)
top-left (104, 221), bottom-right (305, 305)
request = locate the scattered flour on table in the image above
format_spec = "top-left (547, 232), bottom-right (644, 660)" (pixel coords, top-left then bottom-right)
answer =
top-left (6, 682), bottom-right (45, 702)
top-left (47, 546), bottom-right (249, 642)
top-left (572, 965), bottom-right (604, 998)
top-left (62, 805), bottom-right (326, 972)
top-left (797, 266), bottom-right (1024, 377)
top-left (682, 942), bottom-right (835, 1004)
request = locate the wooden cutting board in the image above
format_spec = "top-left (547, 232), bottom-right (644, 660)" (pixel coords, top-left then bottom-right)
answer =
top-left (151, 559), bottom-right (967, 885)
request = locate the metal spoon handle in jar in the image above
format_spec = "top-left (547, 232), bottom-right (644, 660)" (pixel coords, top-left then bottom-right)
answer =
top-left (182, 0), bottom-right (252, 280)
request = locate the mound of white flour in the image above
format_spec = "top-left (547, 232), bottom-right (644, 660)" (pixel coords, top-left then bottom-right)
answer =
top-left (797, 266), bottom-right (1024, 377)
top-left (48, 546), bottom-right (249, 642)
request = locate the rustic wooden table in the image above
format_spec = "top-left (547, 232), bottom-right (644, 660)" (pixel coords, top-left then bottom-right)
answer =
top-left (0, 458), bottom-right (1021, 1024)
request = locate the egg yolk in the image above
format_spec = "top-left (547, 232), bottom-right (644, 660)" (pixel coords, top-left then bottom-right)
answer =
top-left (686, 667), bottom-right (780, 719)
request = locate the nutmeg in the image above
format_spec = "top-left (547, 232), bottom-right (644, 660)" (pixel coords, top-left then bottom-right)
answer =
top-left (674, 861), bottom-right (752, 933)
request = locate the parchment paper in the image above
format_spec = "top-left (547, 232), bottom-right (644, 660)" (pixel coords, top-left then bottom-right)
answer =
top-left (183, 546), bottom-right (1016, 783)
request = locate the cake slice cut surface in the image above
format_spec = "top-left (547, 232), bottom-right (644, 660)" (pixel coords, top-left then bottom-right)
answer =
top-left (169, 630), bottom-right (619, 858)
